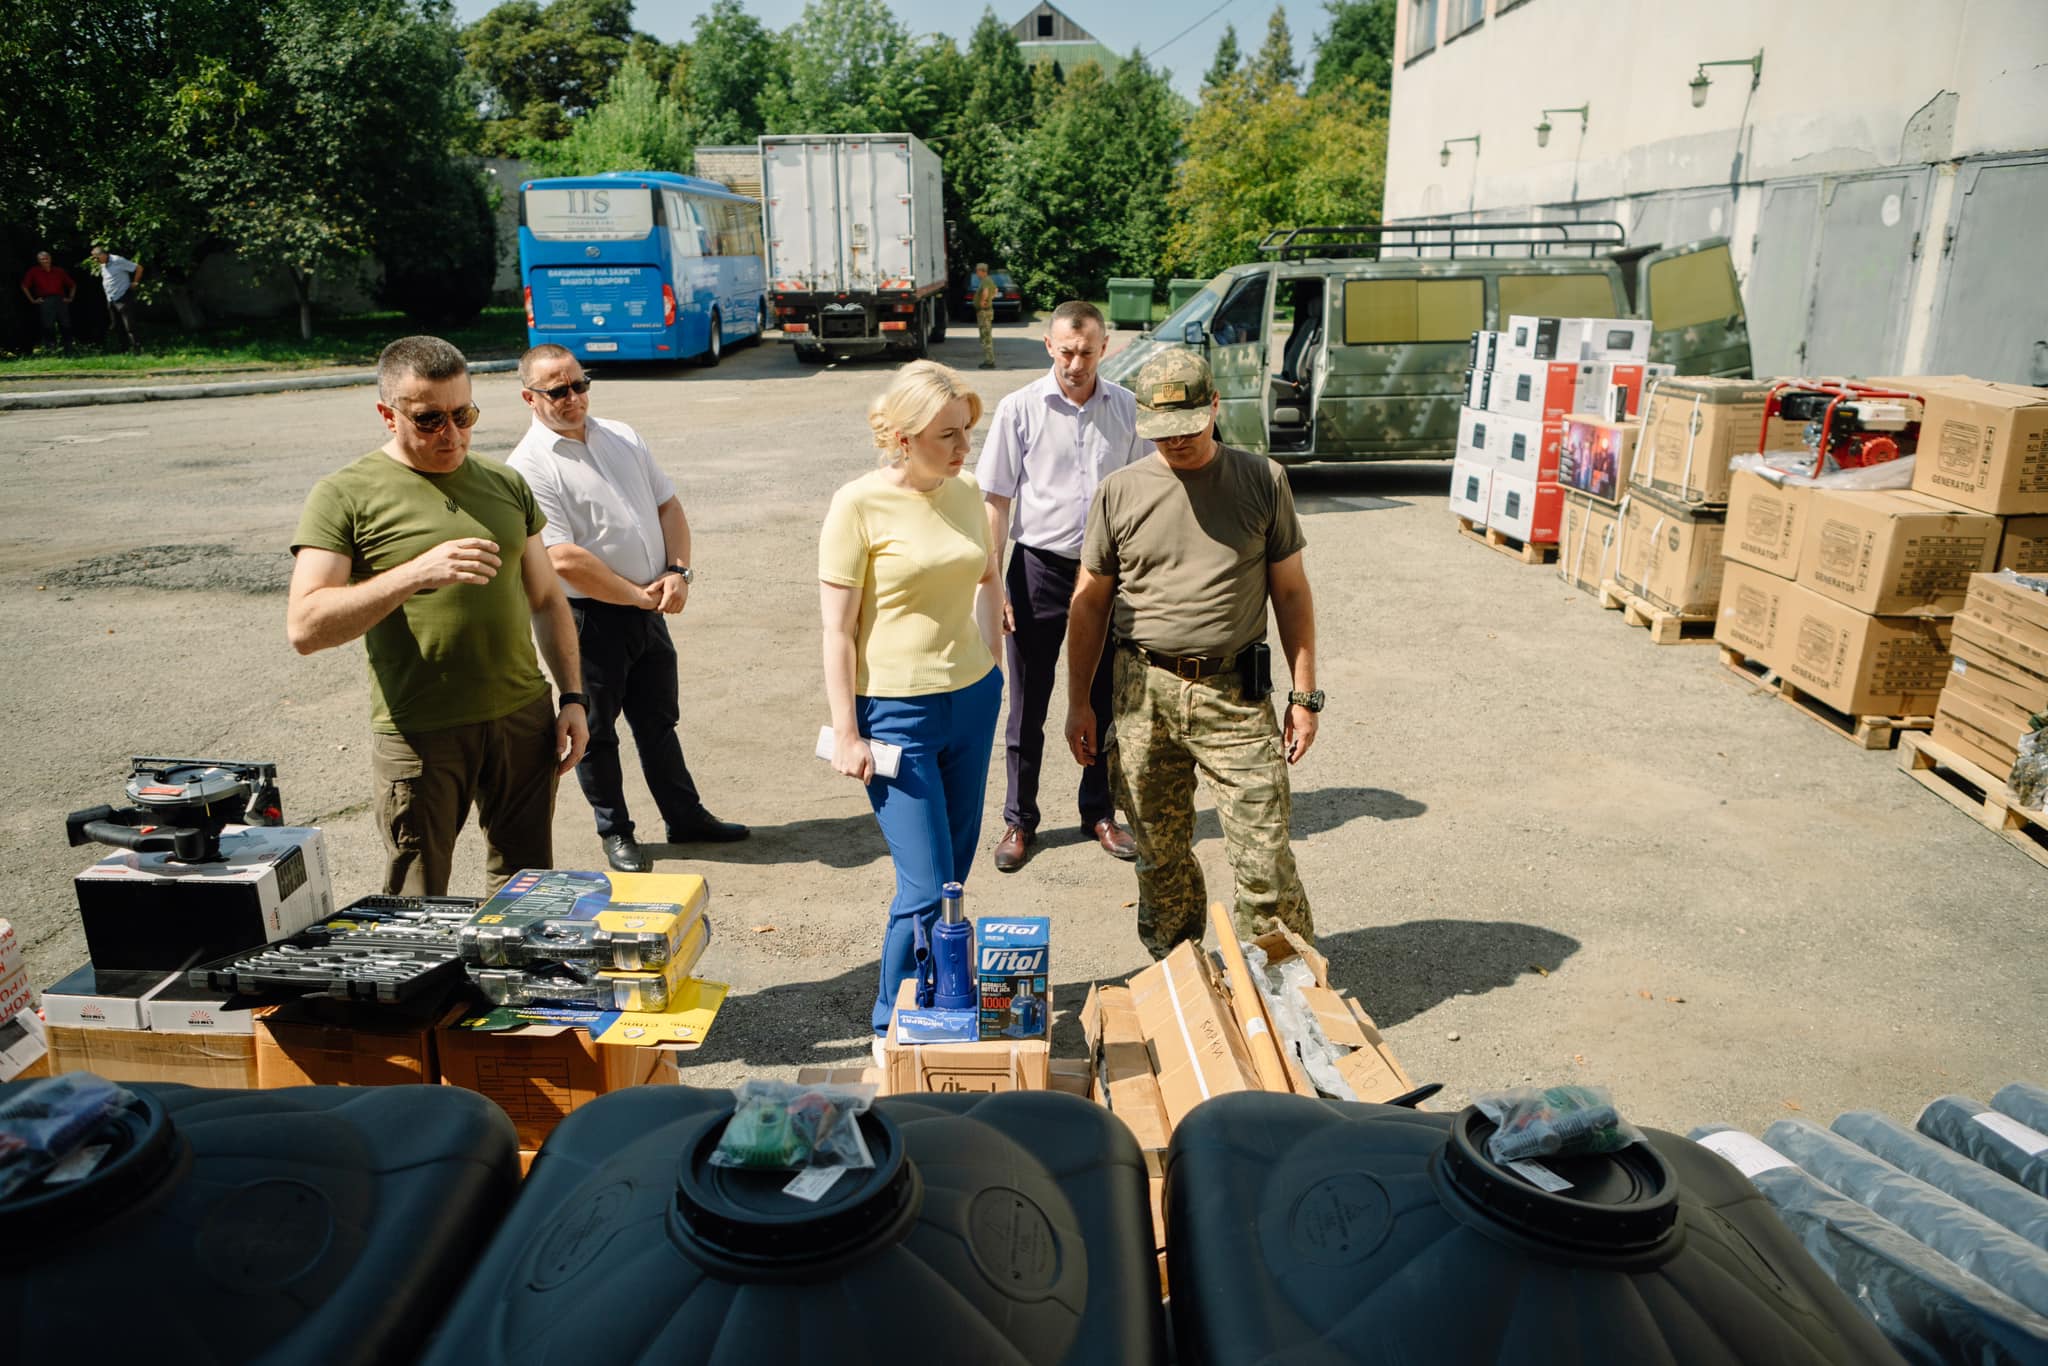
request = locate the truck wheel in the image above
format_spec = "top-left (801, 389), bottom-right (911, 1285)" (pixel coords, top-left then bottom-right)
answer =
top-left (699, 310), bottom-right (722, 367)
top-left (794, 344), bottom-right (826, 366)
top-left (928, 299), bottom-right (947, 343)
top-left (910, 305), bottom-right (930, 359)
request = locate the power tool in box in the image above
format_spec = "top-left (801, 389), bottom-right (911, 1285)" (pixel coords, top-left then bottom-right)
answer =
top-left (65, 757), bottom-right (282, 863)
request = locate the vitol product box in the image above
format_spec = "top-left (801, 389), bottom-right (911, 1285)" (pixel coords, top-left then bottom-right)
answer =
top-left (977, 917), bottom-right (1049, 1041)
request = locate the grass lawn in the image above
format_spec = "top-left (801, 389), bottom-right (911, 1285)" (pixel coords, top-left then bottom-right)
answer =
top-left (0, 306), bottom-right (528, 379)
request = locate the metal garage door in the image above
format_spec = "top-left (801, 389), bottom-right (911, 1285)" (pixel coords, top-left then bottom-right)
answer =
top-left (1803, 169), bottom-right (1930, 376)
top-left (1927, 156), bottom-right (2048, 385)
top-left (1745, 180), bottom-right (1819, 375)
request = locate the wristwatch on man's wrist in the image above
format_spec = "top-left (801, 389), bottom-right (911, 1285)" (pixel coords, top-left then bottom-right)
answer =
top-left (1287, 689), bottom-right (1325, 713)
top-left (664, 564), bottom-right (693, 583)
top-left (558, 691), bottom-right (589, 711)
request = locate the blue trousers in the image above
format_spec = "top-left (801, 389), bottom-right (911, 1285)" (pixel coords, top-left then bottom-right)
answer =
top-left (858, 666), bottom-right (1003, 1034)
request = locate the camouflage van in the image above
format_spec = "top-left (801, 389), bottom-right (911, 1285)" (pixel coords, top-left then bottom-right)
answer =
top-left (1098, 222), bottom-right (1751, 464)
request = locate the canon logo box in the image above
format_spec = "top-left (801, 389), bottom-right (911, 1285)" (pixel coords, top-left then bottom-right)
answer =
top-left (74, 825), bottom-right (334, 972)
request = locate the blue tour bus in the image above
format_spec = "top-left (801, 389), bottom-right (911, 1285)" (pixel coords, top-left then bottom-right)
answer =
top-left (519, 170), bottom-right (767, 365)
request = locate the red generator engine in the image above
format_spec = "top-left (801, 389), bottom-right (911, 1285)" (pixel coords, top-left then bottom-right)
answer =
top-left (1759, 379), bottom-right (1923, 477)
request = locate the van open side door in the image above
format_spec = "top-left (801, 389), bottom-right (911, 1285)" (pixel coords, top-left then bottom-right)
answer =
top-left (1636, 238), bottom-right (1752, 376)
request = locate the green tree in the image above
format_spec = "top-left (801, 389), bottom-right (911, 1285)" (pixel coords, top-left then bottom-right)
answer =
top-left (1251, 6), bottom-right (1301, 95)
top-left (525, 55), bottom-right (693, 176)
top-left (1308, 0), bottom-right (1394, 106)
top-left (1168, 75), bottom-right (1386, 278)
top-left (941, 10), bottom-right (1035, 277)
top-left (1203, 23), bottom-right (1242, 92)
top-left (685, 0), bottom-right (780, 145)
top-left (762, 0), bottom-right (917, 134)
top-left (462, 0), bottom-right (640, 154)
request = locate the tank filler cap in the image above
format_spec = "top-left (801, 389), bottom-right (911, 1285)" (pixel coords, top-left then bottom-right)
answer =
top-left (1440, 1105), bottom-right (1680, 1253)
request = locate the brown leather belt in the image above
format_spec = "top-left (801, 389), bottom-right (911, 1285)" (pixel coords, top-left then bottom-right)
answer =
top-left (1125, 641), bottom-right (1237, 681)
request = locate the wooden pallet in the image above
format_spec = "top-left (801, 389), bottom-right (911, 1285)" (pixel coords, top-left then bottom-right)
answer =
top-left (1598, 579), bottom-right (1716, 645)
top-left (1718, 646), bottom-right (1934, 750)
top-left (1455, 516), bottom-right (1557, 565)
top-left (1898, 731), bottom-right (2048, 871)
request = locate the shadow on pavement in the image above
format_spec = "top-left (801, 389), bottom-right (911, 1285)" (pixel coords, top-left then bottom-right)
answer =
top-left (649, 811), bottom-right (882, 870)
top-left (1192, 784), bottom-right (1426, 841)
top-left (1314, 918), bottom-right (1581, 1030)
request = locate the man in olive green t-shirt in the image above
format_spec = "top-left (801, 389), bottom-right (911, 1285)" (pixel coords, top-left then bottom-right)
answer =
top-left (1065, 349), bottom-right (1323, 959)
top-left (288, 335), bottom-right (588, 895)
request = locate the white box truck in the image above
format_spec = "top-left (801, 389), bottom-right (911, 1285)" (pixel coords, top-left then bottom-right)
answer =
top-left (760, 132), bottom-right (948, 363)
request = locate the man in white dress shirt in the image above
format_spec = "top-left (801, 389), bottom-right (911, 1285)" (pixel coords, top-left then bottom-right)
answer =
top-left (506, 344), bottom-right (746, 872)
top-left (980, 300), bottom-right (1149, 872)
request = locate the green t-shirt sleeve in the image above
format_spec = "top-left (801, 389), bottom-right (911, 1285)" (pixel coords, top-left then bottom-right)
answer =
top-left (512, 467), bottom-right (547, 540)
top-left (1265, 459), bottom-right (1307, 563)
top-left (818, 483), bottom-right (869, 588)
top-left (292, 475), bottom-right (354, 559)
top-left (1081, 482), bottom-right (1118, 579)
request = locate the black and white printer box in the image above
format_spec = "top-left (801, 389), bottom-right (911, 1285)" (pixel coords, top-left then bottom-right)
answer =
top-left (74, 825), bottom-right (335, 972)
top-left (41, 963), bottom-right (181, 1031)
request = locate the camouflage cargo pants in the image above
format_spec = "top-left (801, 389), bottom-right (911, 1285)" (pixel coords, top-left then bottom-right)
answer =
top-left (977, 307), bottom-right (995, 365)
top-left (1107, 646), bottom-right (1312, 959)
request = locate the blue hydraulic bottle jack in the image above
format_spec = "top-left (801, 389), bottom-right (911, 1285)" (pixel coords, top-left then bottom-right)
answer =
top-left (932, 881), bottom-right (977, 1011)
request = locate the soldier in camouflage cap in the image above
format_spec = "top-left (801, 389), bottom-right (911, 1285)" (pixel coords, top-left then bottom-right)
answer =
top-left (1063, 348), bottom-right (1324, 958)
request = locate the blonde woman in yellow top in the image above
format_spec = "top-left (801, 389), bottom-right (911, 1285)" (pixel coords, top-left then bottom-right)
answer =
top-left (820, 361), bottom-right (1004, 1036)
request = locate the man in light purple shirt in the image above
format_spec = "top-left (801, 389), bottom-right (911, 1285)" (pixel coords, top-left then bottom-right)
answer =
top-left (981, 300), bottom-right (1150, 871)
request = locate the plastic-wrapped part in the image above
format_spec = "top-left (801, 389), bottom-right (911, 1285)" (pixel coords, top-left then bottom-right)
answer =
top-left (1835, 1111), bottom-right (2048, 1252)
top-left (1764, 1118), bottom-right (2048, 1317)
top-left (0, 1074), bottom-right (133, 1200)
top-left (2009, 726), bottom-right (2048, 811)
top-left (1243, 944), bottom-right (1355, 1101)
top-left (1693, 1125), bottom-right (2048, 1366)
top-left (1730, 450), bottom-right (1917, 492)
top-left (1477, 1085), bottom-right (1642, 1163)
top-left (1919, 1095), bottom-right (2048, 1199)
top-left (1996, 1084), bottom-right (2048, 1136)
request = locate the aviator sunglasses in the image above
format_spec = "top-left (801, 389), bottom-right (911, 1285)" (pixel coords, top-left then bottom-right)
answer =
top-left (391, 403), bottom-right (480, 434)
top-left (526, 377), bottom-right (594, 401)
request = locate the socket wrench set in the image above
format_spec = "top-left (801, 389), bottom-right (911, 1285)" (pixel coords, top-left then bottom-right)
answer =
top-left (188, 895), bottom-right (478, 1004)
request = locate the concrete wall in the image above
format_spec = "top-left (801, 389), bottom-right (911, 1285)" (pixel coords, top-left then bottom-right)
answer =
top-left (1384, 0), bottom-right (2048, 379)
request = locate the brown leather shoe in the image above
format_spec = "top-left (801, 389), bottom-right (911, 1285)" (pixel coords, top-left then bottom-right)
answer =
top-left (1093, 818), bottom-right (1138, 862)
top-left (993, 825), bottom-right (1031, 872)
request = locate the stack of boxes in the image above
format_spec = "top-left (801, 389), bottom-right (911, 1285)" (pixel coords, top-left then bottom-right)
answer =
top-left (1938, 571), bottom-right (2048, 783)
top-left (881, 914), bottom-right (1052, 1094)
top-left (1458, 315), bottom-right (1661, 553)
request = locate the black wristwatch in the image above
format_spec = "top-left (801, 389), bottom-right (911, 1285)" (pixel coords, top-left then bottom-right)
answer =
top-left (1288, 689), bottom-right (1325, 713)
top-left (663, 563), bottom-right (694, 583)
top-left (558, 691), bottom-right (589, 710)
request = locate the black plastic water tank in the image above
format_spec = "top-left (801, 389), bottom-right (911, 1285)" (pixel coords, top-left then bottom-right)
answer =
top-left (0, 1079), bottom-right (519, 1365)
top-left (419, 1085), bottom-right (1166, 1365)
top-left (1166, 1091), bottom-right (1906, 1365)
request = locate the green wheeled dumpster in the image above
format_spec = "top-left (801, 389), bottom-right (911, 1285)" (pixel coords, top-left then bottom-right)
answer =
top-left (1166, 278), bottom-right (1205, 314)
top-left (1106, 277), bottom-right (1154, 330)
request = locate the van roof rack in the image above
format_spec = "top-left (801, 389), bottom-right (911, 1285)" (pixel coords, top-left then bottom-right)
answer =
top-left (1257, 221), bottom-right (1628, 261)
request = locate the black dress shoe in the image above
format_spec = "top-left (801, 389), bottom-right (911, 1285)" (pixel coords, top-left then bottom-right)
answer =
top-left (602, 833), bottom-right (652, 873)
top-left (665, 810), bottom-right (750, 843)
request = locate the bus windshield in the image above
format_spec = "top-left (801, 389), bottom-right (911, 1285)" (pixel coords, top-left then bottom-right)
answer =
top-left (523, 186), bottom-right (654, 242)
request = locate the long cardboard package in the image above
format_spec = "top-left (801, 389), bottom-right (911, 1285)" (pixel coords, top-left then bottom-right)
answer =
top-left (1716, 561), bottom-right (1955, 716)
top-left (1935, 571), bottom-right (2048, 778)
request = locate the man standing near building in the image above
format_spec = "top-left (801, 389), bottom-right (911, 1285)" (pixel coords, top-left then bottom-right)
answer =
top-left (19, 251), bottom-right (76, 353)
top-left (1064, 349), bottom-right (1323, 958)
top-left (288, 335), bottom-right (588, 896)
top-left (507, 344), bottom-right (747, 873)
top-left (89, 246), bottom-right (143, 351)
top-left (981, 301), bottom-right (1142, 872)
top-left (974, 262), bottom-right (997, 370)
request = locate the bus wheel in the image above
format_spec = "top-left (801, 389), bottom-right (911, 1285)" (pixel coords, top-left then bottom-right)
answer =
top-left (746, 300), bottom-right (768, 347)
top-left (699, 310), bottom-right (722, 367)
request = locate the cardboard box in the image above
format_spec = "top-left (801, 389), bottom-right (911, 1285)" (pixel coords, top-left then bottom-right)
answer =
top-left (438, 1019), bottom-right (670, 1149)
top-left (1487, 469), bottom-right (1563, 545)
top-left (1456, 405), bottom-right (1497, 467)
top-left (1494, 414), bottom-right (1563, 483)
top-left (1940, 670), bottom-right (2033, 747)
top-left (1503, 315), bottom-right (1649, 364)
top-left (1613, 487), bottom-right (1726, 617)
top-left (0, 1010), bottom-right (47, 1083)
top-left (1796, 488), bottom-right (2001, 616)
top-left (41, 963), bottom-right (180, 1031)
top-left (47, 1022), bottom-right (260, 1088)
top-left (1948, 642), bottom-right (2048, 716)
top-left (1558, 415), bottom-right (1637, 502)
top-left (0, 970), bottom-right (31, 1028)
top-left (1716, 562), bottom-right (1955, 715)
top-left (883, 978), bottom-right (1049, 1096)
top-left (1448, 455), bottom-right (1492, 525)
top-left (1631, 377), bottom-right (1774, 507)
top-left (794, 1065), bottom-right (884, 1086)
top-left (257, 997), bottom-right (460, 1088)
top-left (1486, 358), bottom-right (1580, 422)
top-left (1126, 941), bottom-right (1261, 1130)
top-left (1559, 489), bottom-right (1622, 594)
top-left (1911, 379), bottom-right (2048, 514)
top-left (74, 824), bottom-right (334, 973)
top-left (1725, 467), bottom-right (1814, 579)
top-left (1048, 1057), bottom-right (1091, 1099)
top-left (1204, 904), bottom-right (1299, 1096)
top-left (142, 978), bottom-right (266, 1034)
top-left (1959, 569), bottom-right (2048, 640)
top-left (1080, 983), bottom-right (1171, 1172)
top-left (1999, 515), bottom-right (2048, 573)
top-left (1467, 329), bottom-right (1502, 374)
top-left (1247, 927), bottom-right (1417, 1104)
top-left (1579, 360), bottom-right (1676, 420)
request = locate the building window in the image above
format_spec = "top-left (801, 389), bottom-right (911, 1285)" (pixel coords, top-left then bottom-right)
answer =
top-left (1037, 12), bottom-right (1053, 37)
top-left (1406, 0), bottom-right (1438, 60)
top-left (1446, 0), bottom-right (1485, 39)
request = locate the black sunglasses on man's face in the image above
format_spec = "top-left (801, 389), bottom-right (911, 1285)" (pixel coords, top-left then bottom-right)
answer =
top-left (526, 377), bottom-right (593, 401)
top-left (392, 403), bottom-right (480, 434)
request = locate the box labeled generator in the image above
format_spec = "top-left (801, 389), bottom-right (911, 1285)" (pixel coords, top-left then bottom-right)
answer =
top-left (2000, 515), bottom-right (2048, 573)
top-left (1449, 455), bottom-right (1493, 526)
top-left (75, 824), bottom-right (333, 972)
top-left (1911, 379), bottom-right (2048, 515)
top-left (1724, 467), bottom-right (1813, 579)
top-left (1716, 562), bottom-right (1955, 715)
top-left (1796, 488), bottom-right (2000, 616)
top-left (976, 916), bottom-right (1049, 1041)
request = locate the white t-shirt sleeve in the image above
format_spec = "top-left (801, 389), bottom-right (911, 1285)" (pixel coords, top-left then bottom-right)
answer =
top-left (509, 448), bottom-right (573, 548)
top-left (608, 418), bottom-right (676, 506)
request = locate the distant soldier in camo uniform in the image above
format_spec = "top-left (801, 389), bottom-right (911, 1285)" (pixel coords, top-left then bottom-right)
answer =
top-left (1063, 348), bottom-right (1323, 957)
top-left (973, 262), bottom-right (997, 370)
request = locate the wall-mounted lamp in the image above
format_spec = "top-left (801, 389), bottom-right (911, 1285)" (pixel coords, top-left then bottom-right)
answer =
top-left (1534, 104), bottom-right (1589, 148)
top-left (1689, 50), bottom-right (1763, 108)
top-left (1440, 134), bottom-right (1480, 168)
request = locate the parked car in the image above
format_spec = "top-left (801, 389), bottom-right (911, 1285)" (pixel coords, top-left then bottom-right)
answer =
top-left (1097, 221), bottom-right (1751, 464)
top-left (953, 270), bottom-right (1024, 322)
